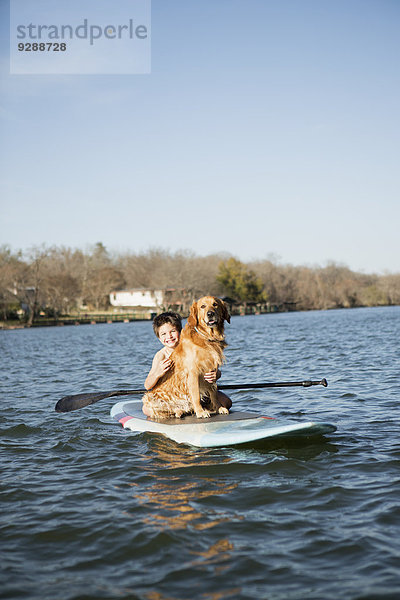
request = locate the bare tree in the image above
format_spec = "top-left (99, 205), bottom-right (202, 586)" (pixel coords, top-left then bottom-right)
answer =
top-left (0, 246), bottom-right (25, 319)
top-left (18, 246), bottom-right (50, 326)
top-left (40, 246), bottom-right (82, 315)
top-left (83, 243), bottom-right (125, 310)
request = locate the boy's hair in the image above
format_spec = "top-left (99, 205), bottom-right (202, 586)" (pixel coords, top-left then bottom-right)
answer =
top-left (152, 312), bottom-right (182, 336)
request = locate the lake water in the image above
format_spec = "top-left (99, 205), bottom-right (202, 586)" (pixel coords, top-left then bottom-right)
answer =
top-left (1, 306), bottom-right (400, 600)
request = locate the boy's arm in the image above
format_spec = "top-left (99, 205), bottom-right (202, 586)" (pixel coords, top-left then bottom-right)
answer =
top-left (144, 350), bottom-right (172, 390)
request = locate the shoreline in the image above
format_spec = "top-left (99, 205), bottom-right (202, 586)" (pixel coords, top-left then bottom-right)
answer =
top-left (1, 304), bottom-right (397, 331)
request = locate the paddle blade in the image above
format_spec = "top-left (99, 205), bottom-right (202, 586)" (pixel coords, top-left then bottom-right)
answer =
top-left (55, 391), bottom-right (115, 412)
top-left (55, 388), bottom-right (147, 413)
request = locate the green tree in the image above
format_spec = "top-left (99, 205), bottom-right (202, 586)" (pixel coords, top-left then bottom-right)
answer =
top-left (217, 258), bottom-right (266, 303)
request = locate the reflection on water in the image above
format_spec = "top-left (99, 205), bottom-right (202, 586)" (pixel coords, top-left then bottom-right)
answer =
top-left (146, 436), bottom-right (233, 470)
top-left (189, 538), bottom-right (234, 575)
top-left (132, 476), bottom-right (238, 531)
top-left (115, 436), bottom-right (240, 559)
top-left (129, 441), bottom-right (242, 598)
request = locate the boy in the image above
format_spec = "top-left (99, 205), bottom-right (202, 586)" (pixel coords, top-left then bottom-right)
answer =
top-left (144, 312), bottom-right (231, 415)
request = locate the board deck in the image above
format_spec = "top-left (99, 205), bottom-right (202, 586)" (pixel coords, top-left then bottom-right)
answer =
top-left (110, 400), bottom-right (336, 448)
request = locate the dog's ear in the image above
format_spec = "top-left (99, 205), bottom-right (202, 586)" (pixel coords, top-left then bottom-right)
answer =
top-left (220, 299), bottom-right (231, 323)
top-left (187, 300), bottom-right (198, 328)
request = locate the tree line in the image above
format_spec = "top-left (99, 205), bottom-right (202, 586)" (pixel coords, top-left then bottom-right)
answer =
top-left (1, 243), bottom-right (399, 325)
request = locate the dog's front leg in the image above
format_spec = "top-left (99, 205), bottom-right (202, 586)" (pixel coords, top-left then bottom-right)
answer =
top-left (188, 371), bottom-right (211, 418)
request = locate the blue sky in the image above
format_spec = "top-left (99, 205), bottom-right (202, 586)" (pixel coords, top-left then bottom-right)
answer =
top-left (1, 0), bottom-right (399, 274)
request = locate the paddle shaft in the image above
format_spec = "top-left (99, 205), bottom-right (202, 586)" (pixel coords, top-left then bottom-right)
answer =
top-left (55, 378), bottom-right (327, 413)
top-left (220, 379), bottom-right (328, 390)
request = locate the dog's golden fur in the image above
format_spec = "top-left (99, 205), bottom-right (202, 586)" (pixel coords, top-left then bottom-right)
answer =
top-left (142, 296), bottom-right (230, 419)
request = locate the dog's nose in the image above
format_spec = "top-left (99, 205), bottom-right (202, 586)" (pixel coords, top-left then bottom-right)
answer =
top-left (207, 310), bottom-right (215, 318)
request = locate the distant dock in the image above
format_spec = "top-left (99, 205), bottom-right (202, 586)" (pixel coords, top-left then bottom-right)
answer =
top-left (0, 311), bottom-right (156, 329)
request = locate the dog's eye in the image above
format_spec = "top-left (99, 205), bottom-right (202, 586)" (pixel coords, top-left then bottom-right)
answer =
top-left (213, 302), bottom-right (218, 307)
top-left (201, 304), bottom-right (206, 309)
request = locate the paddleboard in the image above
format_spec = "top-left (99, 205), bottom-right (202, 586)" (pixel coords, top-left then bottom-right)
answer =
top-left (110, 400), bottom-right (336, 448)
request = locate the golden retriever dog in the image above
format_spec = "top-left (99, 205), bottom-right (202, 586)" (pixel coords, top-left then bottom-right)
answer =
top-left (142, 296), bottom-right (230, 419)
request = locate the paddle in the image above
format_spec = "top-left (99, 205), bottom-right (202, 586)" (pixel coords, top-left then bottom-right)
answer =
top-left (55, 378), bottom-right (327, 413)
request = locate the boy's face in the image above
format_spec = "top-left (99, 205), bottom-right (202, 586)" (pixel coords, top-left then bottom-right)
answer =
top-left (157, 323), bottom-right (180, 349)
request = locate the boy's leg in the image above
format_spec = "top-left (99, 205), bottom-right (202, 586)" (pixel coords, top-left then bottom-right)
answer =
top-left (142, 404), bottom-right (152, 417)
top-left (217, 390), bottom-right (232, 410)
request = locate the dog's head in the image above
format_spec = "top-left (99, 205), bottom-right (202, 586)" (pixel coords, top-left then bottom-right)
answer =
top-left (188, 296), bottom-right (230, 332)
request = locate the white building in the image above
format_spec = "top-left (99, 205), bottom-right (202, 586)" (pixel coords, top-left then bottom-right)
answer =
top-left (109, 289), bottom-right (164, 309)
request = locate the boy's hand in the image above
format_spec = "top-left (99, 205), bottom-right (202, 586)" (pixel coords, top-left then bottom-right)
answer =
top-left (157, 358), bottom-right (172, 376)
top-left (204, 370), bottom-right (217, 383)
top-left (144, 350), bottom-right (174, 391)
